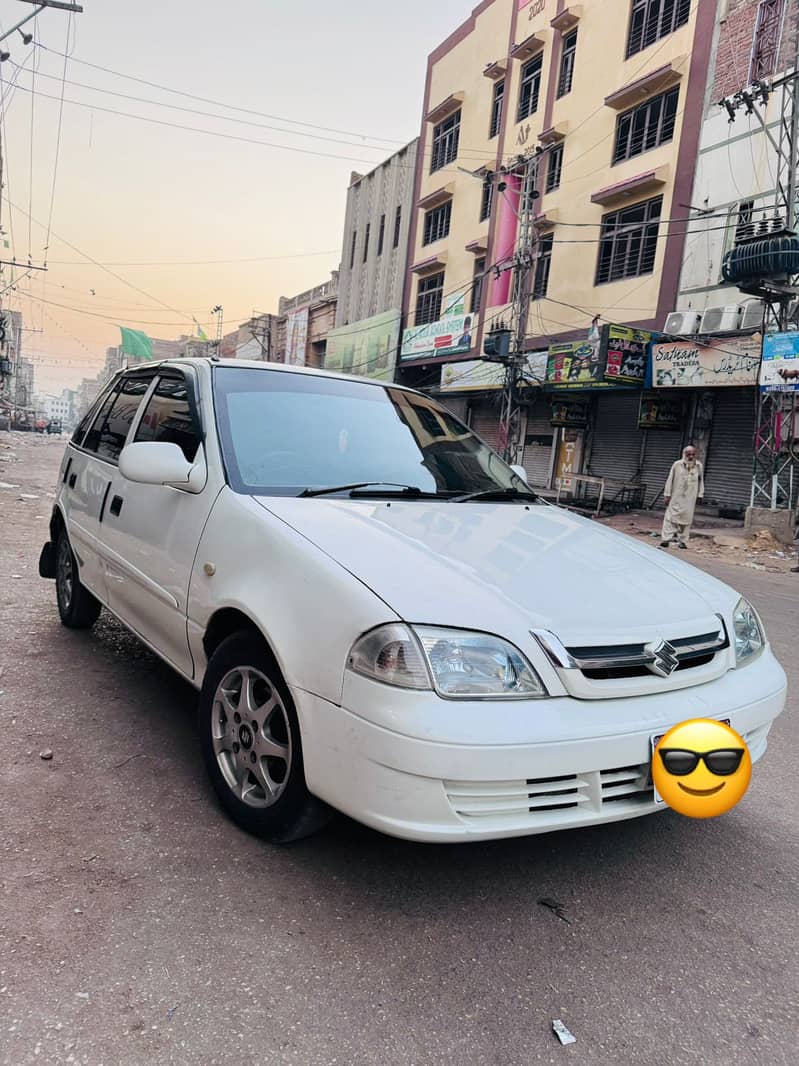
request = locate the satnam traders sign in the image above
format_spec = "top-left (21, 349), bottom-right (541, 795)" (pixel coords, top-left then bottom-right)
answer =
top-left (651, 337), bottom-right (761, 387)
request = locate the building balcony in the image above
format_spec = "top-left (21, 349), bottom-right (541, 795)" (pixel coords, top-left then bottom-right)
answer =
top-left (604, 60), bottom-right (686, 110)
top-left (590, 167), bottom-right (669, 206)
top-left (425, 92), bottom-right (464, 125)
top-left (483, 60), bottom-right (507, 80)
top-left (411, 252), bottom-right (448, 274)
top-left (465, 237), bottom-right (489, 254)
top-left (538, 124), bottom-right (568, 146)
top-left (550, 6), bottom-right (582, 32)
top-left (417, 184), bottom-right (455, 211)
top-left (511, 32), bottom-right (546, 61)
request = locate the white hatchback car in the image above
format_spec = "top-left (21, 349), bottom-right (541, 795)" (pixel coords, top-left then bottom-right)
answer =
top-left (40, 359), bottom-right (786, 843)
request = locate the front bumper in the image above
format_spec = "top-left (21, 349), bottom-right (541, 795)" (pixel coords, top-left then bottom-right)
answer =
top-left (293, 649), bottom-right (787, 843)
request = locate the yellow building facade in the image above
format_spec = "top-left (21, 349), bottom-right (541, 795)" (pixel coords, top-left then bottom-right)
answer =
top-left (400, 0), bottom-right (718, 385)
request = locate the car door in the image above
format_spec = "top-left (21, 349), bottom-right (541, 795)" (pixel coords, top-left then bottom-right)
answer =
top-left (98, 368), bottom-right (222, 678)
top-left (59, 376), bottom-right (150, 603)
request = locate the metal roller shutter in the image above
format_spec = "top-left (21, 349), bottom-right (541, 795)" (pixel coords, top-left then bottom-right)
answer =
top-left (469, 399), bottom-right (502, 451)
top-left (523, 397), bottom-right (555, 487)
top-left (587, 393), bottom-right (643, 482)
top-left (641, 428), bottom-right (685, 507)
top-left (704, 388), bottom-right (757, 510)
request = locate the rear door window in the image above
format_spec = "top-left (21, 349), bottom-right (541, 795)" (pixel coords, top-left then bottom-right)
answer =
top-left (134, 376), bottom-right (201, 463)
top-left (83, 376), bottom-right (153, 463)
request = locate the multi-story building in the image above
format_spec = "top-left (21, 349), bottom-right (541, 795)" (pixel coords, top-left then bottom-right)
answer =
top-left (674, 0), bottom-right (799, 514)
top-left (38, 388), bottom-right (76, 427)
top-left (273, 273), bottom-right (339, 367)
top-left (326, 142), bottom-right (418, 381)
top-left (397, 0), bottom-right (718, 492)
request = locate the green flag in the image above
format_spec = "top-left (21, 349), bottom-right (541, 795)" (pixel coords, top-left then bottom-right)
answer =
top-left (119, 327), bottom-right (153, 361)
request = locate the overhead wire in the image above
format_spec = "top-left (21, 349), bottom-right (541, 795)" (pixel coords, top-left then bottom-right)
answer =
top-left (44, 18), bottom-right (75, 262)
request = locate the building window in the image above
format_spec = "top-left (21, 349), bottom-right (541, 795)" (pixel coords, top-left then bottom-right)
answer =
top-left (393, 205), bottom-right (402, 248)
top-left (545, 143), bottom-right (564, 193)
top-left (431, 110), bottom-right (461, 173)
top-left (626, 0), bottom-right (690, 58)
top-left (363, 223), bottom-right (370, 262)
top-left (490, 80), bottom-right (505, 139)
top-left (349, 230), bottom-right (357, 269)
top-left (750, 0), bottom-right (785, 82)
top-left (471, 257), bottom-right (486, 313)
top-left (596, 196), bottom-right (662, 284)
top-left (423, 201), bottom-right (452, 246)
top-left (480, 175), bottom-right (494, 222)
top-left (517, 53), bottom-right (543, 122)
top-left (532, 235), bottom-right (554, 300)
top-left (613, 87), bottom-right (679, 164)
top-left (557, 30), bottom-right (578, 98)
top-left (377, 214), bottom-right (386, 256)
top-left (415, 271), bottom-right (445, 326)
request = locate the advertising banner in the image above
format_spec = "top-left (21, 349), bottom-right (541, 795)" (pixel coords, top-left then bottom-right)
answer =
top-left (285, 307), bottom-right (309, 366)
top-left (651, 336), bottom-right (760, 387)
top-left (439, 351), bottom-right (548, 392)
top-left (401, 312), bottom-right (476, 362)
top-left (604, 324), bottom-right (650, 384)
top-left (760, 332), bottom-right (799, 392)
top-left (546, 339), bottom-right (607, 389)
top-left (550, 398), bottom-right (590, 427)
top-left (639, 392), bottom-right (685, 430)
top-left (325, 310), bottom-right (401, 382)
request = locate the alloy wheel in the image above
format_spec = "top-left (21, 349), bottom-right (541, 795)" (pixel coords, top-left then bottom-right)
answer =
top-left (56, 535), bottom-right (73, 611)
top-left (211, 666), bottom-right (292, 808)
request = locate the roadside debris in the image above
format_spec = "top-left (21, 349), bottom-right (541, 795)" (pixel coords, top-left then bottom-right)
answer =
top-left (39, 749), bottom-right (54, 761)
top-left (552, 1019), bottom-right (577, 1046)
top-left (18, 493), bottom-right (39, 501)
top-left (538, 897), bottom-right (571, 924)
top-left (0, 481), bottom-right (20, 489)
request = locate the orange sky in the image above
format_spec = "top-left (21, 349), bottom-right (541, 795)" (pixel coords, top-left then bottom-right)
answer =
top-left (0, 0), bottom-right (470, 399)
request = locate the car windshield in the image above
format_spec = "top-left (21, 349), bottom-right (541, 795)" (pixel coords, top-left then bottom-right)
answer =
top-left (213, 366), bottom-right (528, 498)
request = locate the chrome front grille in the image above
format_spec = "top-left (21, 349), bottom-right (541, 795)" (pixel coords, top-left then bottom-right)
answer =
top-left (445, 762), bottom-right (654, 824)
top-left (565, 629), bottom-right (728, 680)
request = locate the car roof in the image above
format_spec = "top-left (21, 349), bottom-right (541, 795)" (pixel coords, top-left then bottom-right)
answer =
top-left (119, 357), bottom-right (419, 394)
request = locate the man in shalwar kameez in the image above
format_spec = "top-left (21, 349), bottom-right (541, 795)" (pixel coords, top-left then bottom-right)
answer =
top-left (661, 446), bottom-right (704, 549)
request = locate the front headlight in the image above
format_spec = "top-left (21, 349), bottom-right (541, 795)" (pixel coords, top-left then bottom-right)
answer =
top-left (348, 624), bottom-right (547, 699)
top-left (733, 598), bottom-right (765, 666)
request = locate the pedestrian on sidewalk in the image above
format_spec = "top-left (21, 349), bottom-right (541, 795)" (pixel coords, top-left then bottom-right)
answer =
top-left (661, 445), bottom-right (704, 550)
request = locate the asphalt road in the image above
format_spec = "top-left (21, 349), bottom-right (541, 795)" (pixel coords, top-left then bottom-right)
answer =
top-left (1, 435), bottom-right (797, 1066)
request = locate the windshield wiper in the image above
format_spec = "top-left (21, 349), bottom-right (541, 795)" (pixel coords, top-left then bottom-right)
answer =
top-left (300, 482), bottom-right (429, 499)
top-left (450, 487), bottom-right (540, 504)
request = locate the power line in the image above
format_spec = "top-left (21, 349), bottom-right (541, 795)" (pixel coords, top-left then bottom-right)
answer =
top-left (43, 15), bottom-right (75, 259)
top-left (44, 249), bottom-right (339, 267)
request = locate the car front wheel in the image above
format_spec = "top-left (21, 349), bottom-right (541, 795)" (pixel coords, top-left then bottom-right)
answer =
top-left (199, 631), bottom-right (331, 843)
top-left (55, 528), bottom-right (102, 629)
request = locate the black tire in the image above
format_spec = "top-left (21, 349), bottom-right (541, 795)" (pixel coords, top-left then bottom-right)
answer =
top-left (199, 631), bottom-right (332, 844)
top-left (55, 527), bottom-right (102, 630)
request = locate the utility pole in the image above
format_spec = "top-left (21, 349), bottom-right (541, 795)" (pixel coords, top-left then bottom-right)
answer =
top-left (212, 305), bottom-right (223, 355)
top-left (719, 1), bottom-right (799, 515)
top-left (483, 151), bottom-right (541, 465)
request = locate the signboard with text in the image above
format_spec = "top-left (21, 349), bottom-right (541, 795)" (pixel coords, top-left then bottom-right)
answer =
top-left (604, 324), bottom-right (650, 384)
top-left (285, 307), bottom-right (309, 366)
top-left (325, 310), bottom-right (400, 382)
top-left (401, 307), bottom-right (477, 362)
top-left (639, 392), bottom-right (685, 431)
top-left (547, 325), bottom-right (649, 390)
top-left (760, 332), bottom-right (799, 392)
top-left (651, 336), bottom-right (760, 387)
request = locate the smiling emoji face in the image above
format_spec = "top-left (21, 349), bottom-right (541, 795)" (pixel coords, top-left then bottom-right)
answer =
top-left (652, 719), bottom-right (752, 818)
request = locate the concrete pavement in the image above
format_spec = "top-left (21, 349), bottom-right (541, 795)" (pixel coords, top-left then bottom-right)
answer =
top-left (1, 434), bottom-right (797, 1066)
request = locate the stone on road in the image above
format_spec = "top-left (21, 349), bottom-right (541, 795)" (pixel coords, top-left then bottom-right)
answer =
top-left (1, 432), bottom-right (797, 1065)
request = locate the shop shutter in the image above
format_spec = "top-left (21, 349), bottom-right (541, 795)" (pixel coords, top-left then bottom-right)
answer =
top-left (469, 399), bottom-right (502, 451)
top-left (587, 393), bottom-right (643, 482)
top-left (522, 397), bottom-right (555, 487)
top-left (704, 388), bottom-right (757, 511)
top-left (641, 428), bottom-right (685, 507)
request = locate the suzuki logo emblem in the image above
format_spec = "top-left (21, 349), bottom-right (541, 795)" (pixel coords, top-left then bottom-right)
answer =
top-left (648, 639), bottom-right (680, 678)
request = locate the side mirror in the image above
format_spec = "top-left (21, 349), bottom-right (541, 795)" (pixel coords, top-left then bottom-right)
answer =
top-left (510, 464), bottom-right (529, 484)
top-left (119, 441), bottom-right (193, 487)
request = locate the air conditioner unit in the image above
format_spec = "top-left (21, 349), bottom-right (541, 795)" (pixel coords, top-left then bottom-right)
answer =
top-left (740, 300), bottom-right (765, 331)
top-left (663, 311), bottom-right (701, 336)
top-left (700, 304), bottom-right (742, 333)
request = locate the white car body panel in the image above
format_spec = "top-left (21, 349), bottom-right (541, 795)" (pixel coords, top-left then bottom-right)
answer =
top-left (52, 358), bottom-right (788, 842)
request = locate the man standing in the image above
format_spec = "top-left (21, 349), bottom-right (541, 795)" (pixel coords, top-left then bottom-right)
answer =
top-left (661, 445), bottom-right (704, 549)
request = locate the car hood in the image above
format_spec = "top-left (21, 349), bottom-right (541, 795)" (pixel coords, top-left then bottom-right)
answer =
top-left (255, 497), bottom-right (739, 643)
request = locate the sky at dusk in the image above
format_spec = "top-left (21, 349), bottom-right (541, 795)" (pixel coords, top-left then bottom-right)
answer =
top-left (0, 0), bottom-right (472, 399)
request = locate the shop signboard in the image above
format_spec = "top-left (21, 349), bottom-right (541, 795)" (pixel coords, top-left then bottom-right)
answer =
top-left (550, 398), bottom-right (589, 427)
top-left (325, 310), bottom-right (401, 382)
top-left (401, 306), bottom-right (477, 362)
top-left (651, 336), bottom-right (760, 387)
top-left (760, 332), bottom-right (799, 392)
top-left (604, 324), bottom-right (650, 384)
top-left (546, 339), bottom-right (605, 389)
top-left (285, 307), bottom-right (309, 366)
top-left (639, 392), bottom-right (684, 431)
top-left (440, 350), bottom-right (548, 392)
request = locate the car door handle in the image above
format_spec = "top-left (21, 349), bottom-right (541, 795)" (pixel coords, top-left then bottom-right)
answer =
top-left (109, 495), bottom-right (124, 517)
top-left (68, 472), bottom-right (77, 489)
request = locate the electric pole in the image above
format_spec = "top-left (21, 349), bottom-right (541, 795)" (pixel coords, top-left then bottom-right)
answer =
top-left (212, 305), bottom-right (224, 355)
top-left (719, 1), bottom-right (799, 514)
